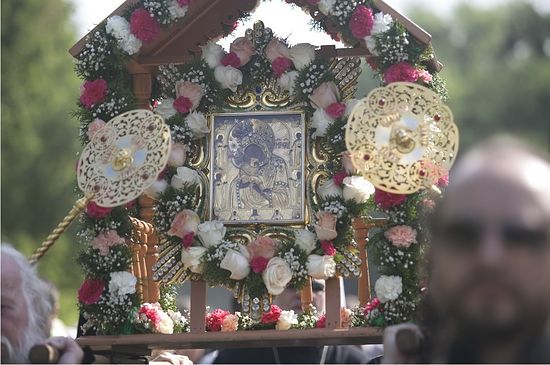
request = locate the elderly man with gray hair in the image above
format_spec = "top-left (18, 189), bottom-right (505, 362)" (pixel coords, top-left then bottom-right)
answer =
top-left (1, 244), bottom-right (84, 363)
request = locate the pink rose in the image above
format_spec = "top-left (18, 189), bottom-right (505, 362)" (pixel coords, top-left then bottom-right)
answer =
top-left (314, 211), bottom-right (338, 241)
top-left (230, 37), bottom-right (255, 66)
top-left (374, 188), bottom-right (407, 210)
top-left (221, 314), bottom-right (239, 332)
top-left (325, 102), bottom-right (346, 119)
top-left (417, 69), bottom-right (433, 84)
top-left (87, 119), bottom-right (107, 139)
top-left (92, 230), bottom-right (125, 256)
top-left (309, 82), bottom-right (340, 110)
top-left (167, 209), bottom-right (200, 238)
top-left (349, 5), bottom-right (374, 39)
top-left (321, 241), bottom-right (336, 256)
top-left (384, 225), bottom-right (417, 248)
top-left (130, 8), bottom-right (160, 42)
top-left (265, 38), bottom-right (290, 62)
top-left (250, 256), bottom-right (269, 273)
top-left (341, 151), bottom-right (357, 174)
top-left (221, 52), bottom-right (241, 68)
top-left (86, 201), bottom-right (112, 219)
top-left (247, 236), bottom-right (278, 259)
top-left (384, 62), bottom-right (419, 84)
top-left (175, 81), bottom-right (204, 111)
top-left (332, 170), bottom-right (349, 186)
top-left (340, 307), bottom-right (352, 329)
top-left (272, 57), bottom-right (293, 77)
top-left (80, 79), bottom-right (108, 109)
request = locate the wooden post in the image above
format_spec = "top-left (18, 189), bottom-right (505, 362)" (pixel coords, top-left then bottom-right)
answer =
top-left (300, 277), bottom-right (313, 313)
top-left (353, 218), bottom-right (372, 307)
top-left (131, 72), bottom-right (152, 110)
top-left (325, 277), bottom-right (342, 329)
top-left (138, 195), bottom-right (160, 302)
top-left (190, 280), bottom-right (206, 333)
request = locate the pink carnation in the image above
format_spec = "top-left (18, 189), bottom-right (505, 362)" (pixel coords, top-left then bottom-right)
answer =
top-left (363, 298), bottom-right (381, 315)
top-left (221, 52), bottom-right (241, 68)
top-left (321, 241), bottom-right (336, 256)
top-left (182, 232), bottom-right (194, 248)
top-left (130, 8), bottom-right (160, 42)
top-left (316, 314), bottom-right (326, 328)
top-left (384, 62), bottom-right (419, 84)
top-left (332, 170), bottom-right (349, 186)
top-left (417, 69), bottom-right (433, 84)
top-left (250, 256), bottom-right (269, 273)
top-left (437, 173), bottom-right (449, 187)
top-left (173, 96), bottom-right (193, 114)
top-left (80, 79), bottom-right (108, 109)
top-left (206, 309), bottom-right (231, 332)
top-left (384, 225), bottom-right (417, 248)
top-left (78, 278), bottom-right (105, 305)
top-left (92, 230), bottom-right (125, 256)
top-left (139, 303), bottom-right (161, 325)
top-left (374, 188), bottom-right (407, 210)
top-left (177, 0), bottom-right (191, 6)
top-left (272, 57), bottom-right (293, 77)
top-left (86, 201), bottom-right (112, 219)
top-left (261, 305), bottom-right (282, 324)
top-left (325, 102), bottom-right (346, 119)
top-left (422, 198), bottom-right (436, 211)
top-left (349, 5), bottom-right (374, 39)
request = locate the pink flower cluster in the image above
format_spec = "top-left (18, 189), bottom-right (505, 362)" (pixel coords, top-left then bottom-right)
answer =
top-left (384, 62), bottom-right (433, 85)
top-left (80, 79), bottom-right (108, 109)
top-left (92, 230), bottom-right (125, 256)
top-left (363, 298), bottom-right (381, 316)
top-left (130, 8), bottom-right (160, 42)
top-left (349, 5), bottom-right (374, 39)
top-left (206, 308), bottom-right (231, 331)
top-left (321, 241), bottom-right (336, 256)
top-left (261, 305), bottom-right (282, 324)
top-left (86, 201), bottom-right (112, 219)
top-left (374, 189), bottom-right (407, 211)
top-left (384, 225), bottom-right (417, 248)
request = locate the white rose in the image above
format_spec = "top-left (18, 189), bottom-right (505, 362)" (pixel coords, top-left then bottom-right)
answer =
top-left (295, 229), bottom-right (316, 254)
top-left (318, 0), bottom-right (336, 15)
top-left (201, 41), bottom-right (225, 69)
top-left (156, 311), bottom-right (175, 334)
top-left (214, 65), bottom-right (243, 92)
top-left (220, 245), bottom-right (250, 280)
top-left (144, 179), bottom-right (168, 199)
top-left (277, 71), bottom-right (299, 94)
top-left (311, 109), bottom-right (333, 138)
top-left (197, 221), bottom-right (226, 247)
top-left (307, 254), bottom-right (336, 280)
top-left (167, 0), bottom-right (188, 19)
top-left (317, 179), bottom-right (343, 199)
top-left (168, 143), bottom-right (188, 167)
top-left (375, 275), bottom-right (402, 303)
top-left (171, 166), bottom-right (201, 189)
top-left (289, 44), bottom-right (316, 71)
top-left (182, 246), bottom-right (206, 274)
top-left (156, 98), bottom-right (177, 120)
top-left (371, 12), bottom-right (393, 35)
top-left (342, 176), bottom-right (375, 203)
top-left (276, 310), bottom-right (298, 330)
top-left (108, 271), bottom-right (137, 297)
top-left (185, 111), bottom-right (209, 138)
top-left (364, 36), bottom-right (379, 56)
top-left (262, 257), bottom-right (293, 295)
top-left (344, 99), bottom-right (359, 117)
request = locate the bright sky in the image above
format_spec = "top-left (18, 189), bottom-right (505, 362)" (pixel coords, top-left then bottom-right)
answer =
top-left (70, 0), bottom-right (550, 45)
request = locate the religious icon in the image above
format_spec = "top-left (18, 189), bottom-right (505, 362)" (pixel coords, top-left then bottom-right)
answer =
top-left (210, 112), bottom-right (305, 224)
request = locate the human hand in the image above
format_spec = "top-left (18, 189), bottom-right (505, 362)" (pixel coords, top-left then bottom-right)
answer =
top-left (45, 336), bottom-right (84, 364)
top-left (150, 350), bottom-right (193, 365)
top-left (381, 323), bottom-right (424, 364)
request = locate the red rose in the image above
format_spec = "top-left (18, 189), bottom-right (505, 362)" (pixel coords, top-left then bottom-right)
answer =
top-left (173, 96), bottom-right (193, 114)
top-left (80, 79), bottom-right (108, 109)
top-left (261, 304), bottom-right (282, 324)
top-left (374, 188), bottom-right (407, 211)
top-left (177, 0), bottom-right (191, 6)
top-left (206, 309), bottom-right (230, 331)
top-left (349, 5), bottom-right (374, 39)
top-left (182, 232), bottom-right (194, 248)
top-left (272, 57), bottom-right (293, 77)
top-left (325, 102), bottom-right (346, 119)
top-left (250, 256), bottom-right (268, 273)
top-left (383, 62), bottom-right (419, 84)
top-left (332, 170), bottom-right (349, 186)
top-left (321, 241), bottom-right (336, 256)
top-left (316, 314), bottom-right (326, 328)
top-left (86, 201), bottom-right (112, 219)
top-left (221, 52), bottom-right (241, 68)
top-left (78, 278), bottom-right (105, 305)
top-left (130, 8), bottom-right (160, 42)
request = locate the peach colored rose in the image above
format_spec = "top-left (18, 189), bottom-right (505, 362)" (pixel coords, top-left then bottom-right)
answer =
top-left (167, 209), bottom-right (200, 238)
top-left (92, 230), bottom-right (125, 256)
top-left (87, 118), bottom-right (107, 139)
top-left (341, 151), bottom-right (357, 174)
top-left (314, 211), bottom-right (338, 241)
top-left (230, 37), bottom-right (255, 66)
top-left (264, 38), bottom-right (290, 62)
top-left (340, 307), bottom-right (352, 329)
top-left (384, 225), bottom-right (417, 248)
top-left (247, 236), bottom-right (279, 259)
top-left (221, 314), bottom-right (239, 332)
top-left (175, 81), bottom-right (204, 111)
top-left (309, 82), bottom-right (340, 110)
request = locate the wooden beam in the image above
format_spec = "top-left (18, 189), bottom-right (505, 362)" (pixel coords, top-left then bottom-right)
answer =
top-left (373, 0), bottom-right (432, 45)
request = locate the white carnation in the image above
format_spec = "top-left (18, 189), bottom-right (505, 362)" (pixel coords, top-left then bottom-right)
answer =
top-left (342, 176), bottom-right (375, 203)
top-left (307, 254), bottom-right (336, 280)
top-left (167, 0), bottom-right (188, 19)
top-left (144, 179), bottom-right (168, 199)
top-left (108, 271), bottom-right (137, 297)
top-left (106, 16), bottom-right (142, 55)
top-left (364, 36), bottom-right (379, 56)
top-left (318, 0), bottom-right (336, 15)
top-left (311, 109), bottom-right (333, 138)
top-left (120, 35), bottom-right (142, 55)
top-left (171, 166), bottom-right (201, 189)
top-left (317, 179), bottom-right (343, 199)
top-left (155, 98), bottom-right (177, 120)
top-left (201, 41), bottom-right (225, 69)
top-left (371, 12), bottom-right (393, 35)
top-left (214, 65), bottom-right (243, 92)
top-left (185, 111), bottom-right (209, 138)
top-left (276, 310), bottom-right (298, 330)
top-left (295, 229), bottom-right (317, 254)
top-left (277, 71), bottom-right (299, 94)
top-left (289, 44), bottom-right (316, 71)
top-left (375, 275), bottom-right (402, 303)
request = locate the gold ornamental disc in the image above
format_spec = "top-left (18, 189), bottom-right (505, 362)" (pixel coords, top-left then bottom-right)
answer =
top-left (77, 109), bottom-right (171, 207)
top-left (345, 82), bottom-right (459, 194)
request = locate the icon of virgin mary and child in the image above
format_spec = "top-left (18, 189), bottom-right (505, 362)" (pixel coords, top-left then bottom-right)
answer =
top-left (228, 119), bottom-right (290, 213)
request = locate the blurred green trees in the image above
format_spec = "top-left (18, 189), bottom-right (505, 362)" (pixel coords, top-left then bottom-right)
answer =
top-left (1, 0), bottom-right (82, 324)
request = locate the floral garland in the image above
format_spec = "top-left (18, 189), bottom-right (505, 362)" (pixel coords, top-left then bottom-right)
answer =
top-left (73, 0), bottom-right (448, 334)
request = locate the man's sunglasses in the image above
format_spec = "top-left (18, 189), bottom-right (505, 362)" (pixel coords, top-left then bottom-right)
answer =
top-left (433, 219), bottom-right (548, 251)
